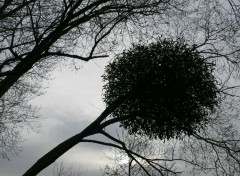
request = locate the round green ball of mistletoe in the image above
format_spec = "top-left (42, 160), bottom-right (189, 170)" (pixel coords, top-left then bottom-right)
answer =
top-left (103, 39), bottom-right (219, 140)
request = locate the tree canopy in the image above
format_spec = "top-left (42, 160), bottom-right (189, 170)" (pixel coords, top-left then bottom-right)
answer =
top-left (1, 1), bottom-right (240, 175)
top-left (103, 39), bottom-right (220, 139)
top-left (0, 0), bottom-right (173, 158)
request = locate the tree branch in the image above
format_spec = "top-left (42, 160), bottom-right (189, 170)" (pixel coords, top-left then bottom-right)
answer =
top-left (45, 51), bottom-right (108, 61)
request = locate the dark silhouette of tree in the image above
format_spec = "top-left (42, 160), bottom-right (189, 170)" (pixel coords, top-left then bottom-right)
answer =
top-left (0, 0), bottom-right (173, 98)
top-left (101, 131), bottom-right (179, 176)
top-left (100, 40), bottom-right (240, 176)
top-left (0, 0), bottom-right (175, 158)
top-left (101, 109), bottom-right (240, 176)
top-left (0, 0), bottom-right (239, 175)
top-left (23, 39), bottom-right (223, 176)
top-left (0, 94), bottom-right (38, 159)
top-left (103, 38), bottom-right (220, 140)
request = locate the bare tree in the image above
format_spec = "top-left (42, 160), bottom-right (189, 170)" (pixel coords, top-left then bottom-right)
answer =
top-left (0, 0), bottom-right (240, 175)
top-left (100, 132), bottom-right (179, 176)
top-left (0, 90), bottom-right (38, 159)
top-left (0, 0), bottom-right (176, 157)
top-left (53, 163), bottom-right (85, 176)
top-left (23, 39), bottom-right (240, 176)
top-left (0, 0), bottom-right (175, 97)
top-left (101, 100), bottom-right (240, 176)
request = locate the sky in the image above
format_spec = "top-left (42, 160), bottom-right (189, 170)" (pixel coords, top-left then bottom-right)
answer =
top-left (0, 58), bottom-right (115, 176)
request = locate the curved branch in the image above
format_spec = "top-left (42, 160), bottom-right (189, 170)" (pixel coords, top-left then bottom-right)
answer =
top-left (45, 51), bottom-right (108, 61)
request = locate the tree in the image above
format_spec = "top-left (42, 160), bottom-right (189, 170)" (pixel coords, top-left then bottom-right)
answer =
top-left (0, 0), bottom-right (175, 157)
top-left (1, 0), bottom-right (240, 150)
top-left (99, 39), bottom-right (240, 176)
top-left (0, 0), bottom-right (175, 97)
top-left (101, 131), bottom-right (179, 176)
top-left (0, 90), bottom-right (38, 159)
top-left (23, 38), bottom-right (239, 176)
top-left (101, 106), bottom-right (240, 176)
top-left (0, 0), bottom-right (240, 175)
top-left (102, 38), bottom-right (219, 140)
top-left (53, 163), bottom-right (85, 176)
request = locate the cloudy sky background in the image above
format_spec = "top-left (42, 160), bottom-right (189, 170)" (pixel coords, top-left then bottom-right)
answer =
top-left (0, 58), bottom-right (116, 176)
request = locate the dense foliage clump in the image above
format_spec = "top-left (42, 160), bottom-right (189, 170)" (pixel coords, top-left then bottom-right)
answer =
top-left (103, 39), bottom-right (219, 139)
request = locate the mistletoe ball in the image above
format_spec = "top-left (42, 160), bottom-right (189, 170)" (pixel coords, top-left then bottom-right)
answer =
top-left (103, 39), bottom-right (219, 139)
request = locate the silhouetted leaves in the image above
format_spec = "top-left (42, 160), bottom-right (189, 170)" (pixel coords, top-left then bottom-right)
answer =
top-left (103, 38), bottom-right (220, 140)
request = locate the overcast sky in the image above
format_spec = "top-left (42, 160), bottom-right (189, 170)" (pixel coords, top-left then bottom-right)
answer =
top-left (0, 58), bottom-right (116, 176)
